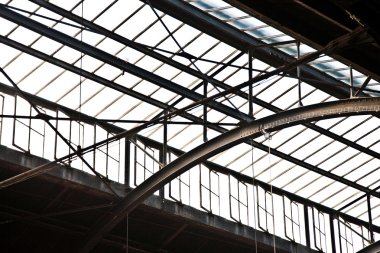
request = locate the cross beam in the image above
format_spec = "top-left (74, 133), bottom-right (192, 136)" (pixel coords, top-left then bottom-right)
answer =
top-left (27, 0), bottom-right (380, 162)
top-left (79, 97), bottom-right (380, 252)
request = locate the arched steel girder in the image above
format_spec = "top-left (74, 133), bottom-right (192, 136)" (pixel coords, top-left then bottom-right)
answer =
top-left (80, 97), bottom-right (380, 253)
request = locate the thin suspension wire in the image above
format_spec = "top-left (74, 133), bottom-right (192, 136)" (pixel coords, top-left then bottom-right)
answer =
top-left (267, 133), bottom-right (276, 253)
top-left (251, 139), bottom-right (258, 253)
top-left (126, 213), bottom-right (129, 253)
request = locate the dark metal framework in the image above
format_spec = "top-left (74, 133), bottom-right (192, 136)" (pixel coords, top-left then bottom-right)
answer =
top-left (0, 0), bottom-right (379, 252)
top-left (80, 97), bottom-right (380, 252)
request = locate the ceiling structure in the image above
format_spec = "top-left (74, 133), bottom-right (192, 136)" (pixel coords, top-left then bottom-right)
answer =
top-left (0, 0), bottom-right (380, 252)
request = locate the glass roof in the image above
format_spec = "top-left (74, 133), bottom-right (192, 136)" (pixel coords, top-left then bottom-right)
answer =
top-left (0, 0), bottom-right (379, 249)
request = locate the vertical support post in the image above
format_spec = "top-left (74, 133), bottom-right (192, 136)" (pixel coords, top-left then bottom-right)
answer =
top-left (338, 217), bottom-right (343, 253)
top-left (349, 65), bottom-right (354, 98)
top-left (160, 110), bottom-right (168, 199)
top-left (124, 139), bottom-right (131, 187)
top-left (248, 49), bottom-right (253, 117)
top-left (106, 133), bottom-right (109, 178)
top-left (367, 194), bottom-right (374, 243)
top-left (297, 41), bottom-right (303, 106)
top-left (0, 95), bottom-right (4, 144)
top-left (304, 205), bottom-right (311, 248)
top-left (203, 80), bottom-right (208, 142)
top-left (163, 110), bottom-right (168, 166)
top-left (330, 215), bottom-right (337, 253)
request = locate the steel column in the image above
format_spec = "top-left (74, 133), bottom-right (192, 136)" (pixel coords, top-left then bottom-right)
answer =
top-left (367, 195), bottom-right (374, 243)
top-left (330, 215), bottom-right (337, 253)
top-left (125, 140), bottom-right (131, 187)
top-left (248, 49), bottom-right (253, 116)
top-left (304, 205), bottom-right (311, 248)
top-left (203, 80), bottom-right (208, 142)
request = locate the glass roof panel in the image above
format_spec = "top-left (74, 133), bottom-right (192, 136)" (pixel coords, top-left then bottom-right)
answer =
top-left (71, 0), bottom-right (114, 21)
top-left (37, 71), bottom-right (79, 103)
top-left (48, 0), bottom-right (78, 10)
top-left (93, 63), bottom-right (122, 81)
top-left (115, 5), bottom-right (158, 40)
top-left (53, 45), bottom-right (82, 63)
top-left (3, 53), bottom-right (42, 84)
top-left (30, 36), bottom-right (63, 55)
top-left (0, 1), bottom-right (378, 248)
top-left (94, 1), bottom-right (143, 30)
top-left (17, 62), bottom-right (63, 94)
top-left (0, 43), bottom-right (19, 67)
top-left (7, 26), bottom-right (40, 45)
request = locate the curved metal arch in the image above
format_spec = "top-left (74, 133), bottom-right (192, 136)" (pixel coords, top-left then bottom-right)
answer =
top-left (81, 97), bottom-right (380, 252)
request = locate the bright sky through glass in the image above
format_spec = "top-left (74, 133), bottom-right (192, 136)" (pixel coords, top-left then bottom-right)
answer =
top-left (0, 0), bottom-right (379, 249)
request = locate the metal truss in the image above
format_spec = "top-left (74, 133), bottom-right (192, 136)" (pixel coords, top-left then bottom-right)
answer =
top-left (0, 81), bottom-right (377, 202)
top-left (0, 1), bottom-right (379, 251)
top-left (1, 2), bottom-right (378, 178)
top-left (0, 0), bottom-right (377, 214)
top-left (26, 0), bottom-right (380, 162)
top-left (0, 5), bottom-right (251, 122)
top-left (143, 0), bottom-right (362, 98)
top-left (0, 15), bottom-right (374, 197)
top-left (79, 97), bottom-right (380, 252)
top-left (0, 78), bottom-right (377, 249)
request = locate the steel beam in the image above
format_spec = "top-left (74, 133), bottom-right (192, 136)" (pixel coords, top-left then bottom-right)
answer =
top-left (0, 82), bottom-right (378, 244)
top-left (0, 35), bottom-right (170, 114)
top-left (0, 5), bottom-right (251, 122)
top-left (79, 97), bottom-right (380, 252)
top-left (357, 241), bottom-right (380, 253)
top-left (0, 76), bottom-right (378, 206)
top-left (0, 11), bottom-right (377, 218)
top-left (2, 5), bottom-right (378, 163)
top-left (355, 76), bottom-right (372, 97)
top-left (4, 30), bottom-right (379, 165)
top-left (0, 35), bottom-right (236, 129)
top-left (21, 0), bottom-right (380, 162)
top-left (142, 0), bottom-right (357, 99)
top-left (0, 78), bottom-right (378, 201)
top-left (5, 19), bottom-right (378, 166)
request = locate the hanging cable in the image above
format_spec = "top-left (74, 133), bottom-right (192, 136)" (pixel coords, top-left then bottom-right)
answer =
top-left (262, 129), bottom-right (275, 253)
top-left (126, 213), bottom-right (129, 253)
top-left (251, 139), bottom-right (258, 253)
top-left (267, 132), bottom-right (276, 253)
